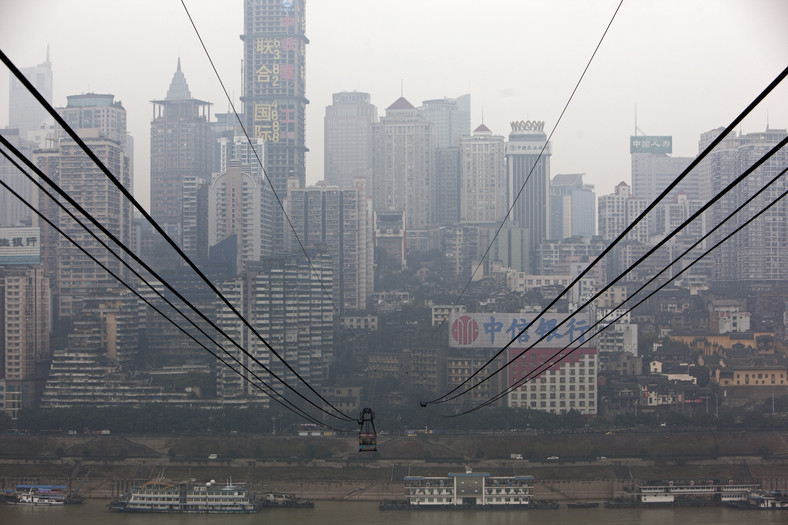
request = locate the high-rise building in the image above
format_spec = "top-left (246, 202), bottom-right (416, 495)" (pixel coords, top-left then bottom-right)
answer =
top-left (209, 136), bottom-right (266, 272)
top-left (630, 135), bottom-right (695, 201)
top-left (421, 95), bottom-right (470, 227)
top-left (242, 0), bottom-right (308, 253)
top-left (460, 123), bottom-right (506, 225)
top-left (0, 227), bottom-right (50, 419)
top-left (419, 95), bottom-right (470, 149)
top-left (41, 94), bottom-right (133, 319)
top-left (506, 120), bottom-right (551, 272)
top-left (7, 48), bottom-right (53, 138)
top-left (216, 253), bottom-right (334, 403)
top-left (284, 178), bottom-right (373, 312)
top-left (549, 173), bottom-right (596, 240)
top-left (0, 129), bottom-right (37, 228)
top-left (698, 126), bottom-right (788, 282)
top-left (372, 97), bottom-right (432, 230)
top-left (324, 91), bottom-right (377, 189)
top-left (150, 59), bottom-right (212, 259)
top-left (597, 181), bottom-right (648, 243)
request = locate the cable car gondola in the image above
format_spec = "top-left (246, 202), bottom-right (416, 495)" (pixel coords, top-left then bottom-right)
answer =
top-left (358, 407), bottom-right (377, 452)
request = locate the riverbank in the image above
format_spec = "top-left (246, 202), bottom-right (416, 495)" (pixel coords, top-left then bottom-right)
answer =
top-left (1, 431), bottom-right (786, 501)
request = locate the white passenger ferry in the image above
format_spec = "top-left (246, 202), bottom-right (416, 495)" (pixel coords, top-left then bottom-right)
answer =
top-left (108, 479), bottom-right (259, 513)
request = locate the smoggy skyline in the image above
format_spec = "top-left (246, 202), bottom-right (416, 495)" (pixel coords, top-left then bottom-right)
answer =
top-left (1, 0), bottom-right (787, 210)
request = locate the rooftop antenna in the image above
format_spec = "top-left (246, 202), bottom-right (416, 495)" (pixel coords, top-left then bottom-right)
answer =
top-left (400, 79), bottom-right (403, 97)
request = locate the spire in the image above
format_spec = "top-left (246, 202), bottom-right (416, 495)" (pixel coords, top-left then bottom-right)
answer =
top-left (166, 57), bottom-right (192, 100)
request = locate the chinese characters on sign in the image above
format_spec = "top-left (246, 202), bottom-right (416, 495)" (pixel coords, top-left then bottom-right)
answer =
top-left (630, 135), bottom-right (673, 154)
top-left (0, 227), bottom-right (41, 265)
top-left (449, 313), bottom-right (592, 349)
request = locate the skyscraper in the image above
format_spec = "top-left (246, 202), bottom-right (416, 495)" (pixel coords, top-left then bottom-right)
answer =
top-left (506, 119), bottom-right (551, 272)
top-left (324, 91), bottom-right (377, 189)
top-left (460, 123), bottom-right (506, 224)
top-left (209, 136), bottom-right (266, 272)
top-left (284, 178), bottom-right (373, 312)
top-left (372, 97), bottom-right (432, 230)
top-left (150, 59), bottom-right (212, 259)
top-left (242, 0), bottom-right (308, 253)
top-left (7, 48), bottom-right (53, 138)
top-left (421, 95), bottom-right (470, 227)
top-left (698, 126), bottom-right (788, 282)
top-left (44, 94), bottom-right (133, 319)
top-left (216, 253), bottom-right (334, 403)
top-left (630, 135), bottom-right (695, 201)
top-left (549, 173), bottom-right (596, 240)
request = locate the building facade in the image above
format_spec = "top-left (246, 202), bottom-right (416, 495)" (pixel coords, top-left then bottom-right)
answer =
top-left (506, 120), bottom-right (551, 273)
top-left (372, 97), bottom-right (432, 230)
top-left (216, 254), bottom-right (334, 403)
top-left (150, 59), bottom-right (212, 259)
top-left (698, 127), bottom-right (788, 282)
top-left (242, 0), bottom-right (308, 253)
top-left (324, 91), bottom-right (377, 189)
top-left (0, 229), bottom-right (50, 418)
top-left (284, 178), bottom-right (373, 312)
top-left (460, 124), bottom-right (506, 225)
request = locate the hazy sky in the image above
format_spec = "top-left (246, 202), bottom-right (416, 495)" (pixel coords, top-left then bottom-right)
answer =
top-left (1, 0), bottom-right (787, 210)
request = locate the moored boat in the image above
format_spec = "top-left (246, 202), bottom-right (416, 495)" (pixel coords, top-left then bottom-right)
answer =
top-left (567, 501), bottom-right (600, 509)
top-left (261, 492), bottom-right (315, 508)
top-left (8, 485), bottom-right (67, 506)
top-left (108, 479), bottom-right (259, 513)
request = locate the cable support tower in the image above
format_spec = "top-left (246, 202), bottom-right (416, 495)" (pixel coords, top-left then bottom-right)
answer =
top-left (421, 65), bottom-right (788, 407)
top-left (0, 49), bottom-right (357, 423)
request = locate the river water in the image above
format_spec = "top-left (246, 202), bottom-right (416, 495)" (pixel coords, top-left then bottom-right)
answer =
top-left (2, 499), bottom-right (787, 525)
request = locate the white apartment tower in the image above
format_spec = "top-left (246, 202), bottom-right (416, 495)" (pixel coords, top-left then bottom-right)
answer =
top-left (372, 97), bottom-right (432, 230)
top-left (460, 124), bottom-right (506, 224)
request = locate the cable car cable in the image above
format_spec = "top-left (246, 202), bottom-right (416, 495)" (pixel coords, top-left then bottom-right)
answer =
top-left (0, 49), bottom-right (357, 423)
top-left (0, 135), bottom-right (354, 424)
top-left (178, 0), bottom-right (360, 338)
top-left (452, 179), bottom-right (788, 416)
top-left (430, 0), bottom-right (625, 339)
top-left (0, 168), bottom-right (343, 430)
top-left (427, 135), bottom-right (787, 406)
top-left (421, 65), bottom-right (788, 406)
top-left (428, 136), bottom-right (787, 406)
